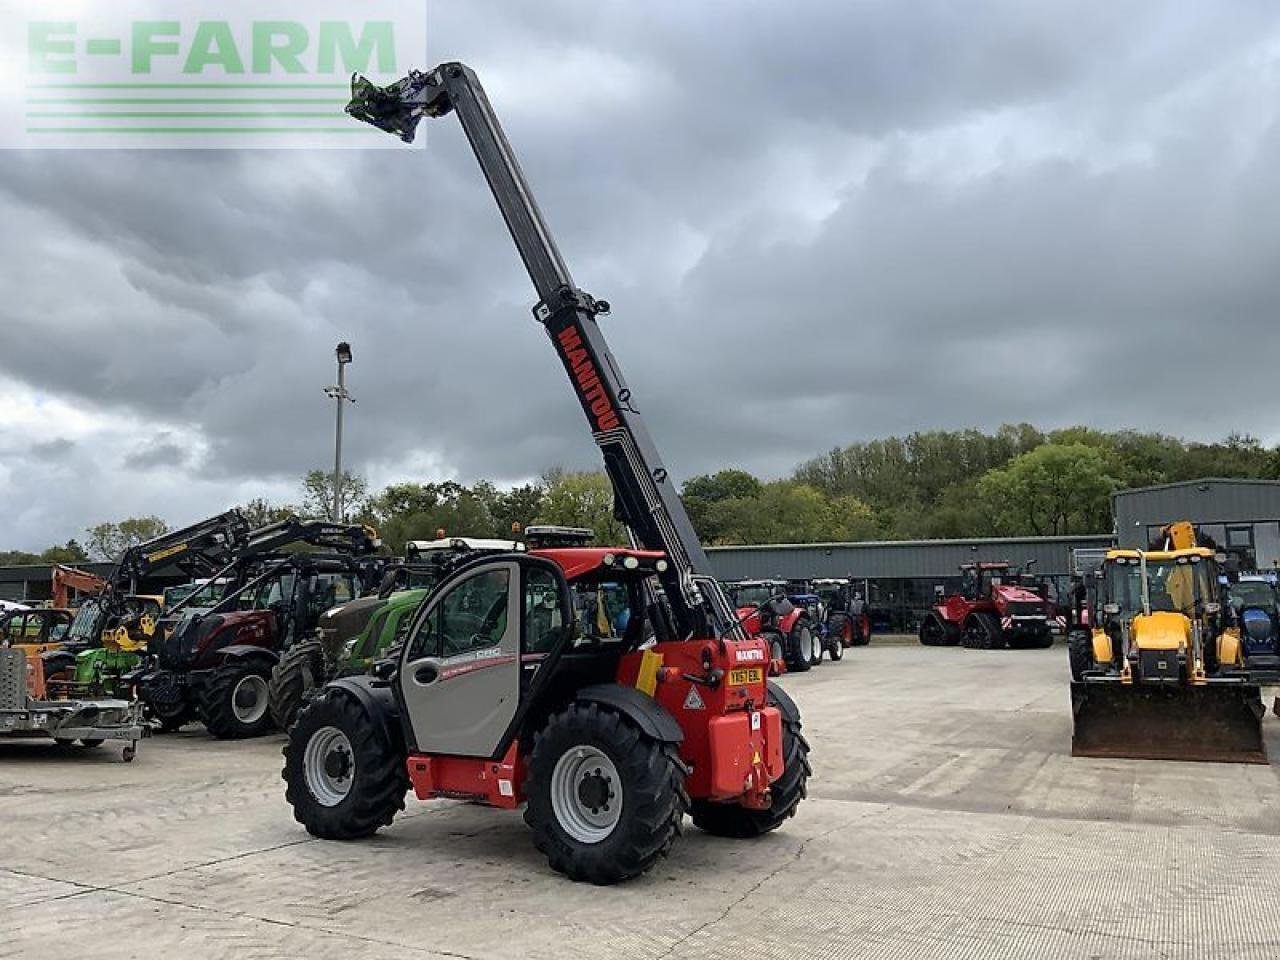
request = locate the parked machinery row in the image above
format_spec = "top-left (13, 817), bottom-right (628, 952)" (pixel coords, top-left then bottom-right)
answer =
top-left (724, 578), bottom-right (870, 673)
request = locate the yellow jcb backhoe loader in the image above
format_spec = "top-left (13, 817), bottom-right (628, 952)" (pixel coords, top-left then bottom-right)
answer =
top-left (1068, 522), bottom-right (1266, 763)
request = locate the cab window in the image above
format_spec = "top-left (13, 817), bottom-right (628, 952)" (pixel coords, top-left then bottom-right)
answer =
top-left (407, 569), bottom-right (510, 661)
top-left (524, 568), bottom-right (563, 654)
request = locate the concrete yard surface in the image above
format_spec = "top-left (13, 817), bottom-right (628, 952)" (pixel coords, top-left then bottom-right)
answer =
top-left (3, 645), bottom-right (1280, 959)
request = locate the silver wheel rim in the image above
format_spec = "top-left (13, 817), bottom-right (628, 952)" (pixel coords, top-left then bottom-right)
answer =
top-left (550, 745), bottom-right (622, 844)
top-left (771, 638), bottom-right (784, 660)
top-left (303, 725), bottom-right (355, 807)
top-left (811, 631), bottom-right (822, 661)
top-left (231, 674), bottom-right (269, 725)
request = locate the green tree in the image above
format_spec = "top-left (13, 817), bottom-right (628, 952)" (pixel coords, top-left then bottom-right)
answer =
top-left (473, 480), bottom-right (546, 539)
top-left (360, 481), bottom-right (496, 549)
top-left (682, 469), bottom-right (762, 541)
top-left (300, 469), bottom-right (369, 520)
top-left (236, 497), bottom-right (296, 530)
top-left (39, 540), bottom-right (89, 564)
top-left (536, 470), bottom-right (627, 544)
top-left (85, 516), bottom-right (171, 561)
top-left (706, 481), bottom-right (876, 545)
top-left (976, 444), bottom-right (1116, 536)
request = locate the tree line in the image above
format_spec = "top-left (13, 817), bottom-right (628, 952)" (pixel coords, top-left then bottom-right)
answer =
top-left (4, 425), bottom-right (1276, 563)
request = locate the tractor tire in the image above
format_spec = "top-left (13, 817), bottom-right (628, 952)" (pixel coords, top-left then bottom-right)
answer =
top-left (524, 700), bottom-right (688, 885)
top-left (786, 623), bottom-right (813, 673)
top-left (961, 612), bottom-right (1003, 650)
top-left (852, 615), bottom-right (872, 647)
top-left (691, 692), bottom-right (811, 838)
top-left (826, 632), bottom-right (844, 662)
top-left (919, 613), bottom-right (958, 647)
top-left (829, 613), bottom-right (855, 649)
top-left (151, 702), bottom-right (193, 733)
top-left (269, 641), bottom-right (326, 731)
top-left (1068, 630), bottom-right (1094, 681)
top-left (807, 624), bottom-right (823, 667)
top-left (283, 687), bottom-right (408, 840)
top-left (200, 660), bottom-right (276, 739)
top-left (765, 632), bottom-right (786, 665)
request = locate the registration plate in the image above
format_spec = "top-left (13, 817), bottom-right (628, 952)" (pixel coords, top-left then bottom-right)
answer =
top-left (728, 667), bottom-right (763, 686)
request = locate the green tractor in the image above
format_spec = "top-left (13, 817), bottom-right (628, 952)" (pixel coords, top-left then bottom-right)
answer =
top-left (268, 536), bottom-right (522, 729)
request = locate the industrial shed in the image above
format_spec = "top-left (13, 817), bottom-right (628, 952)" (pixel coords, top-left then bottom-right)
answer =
top-left (1114, 478), bottom-right (1280, 569)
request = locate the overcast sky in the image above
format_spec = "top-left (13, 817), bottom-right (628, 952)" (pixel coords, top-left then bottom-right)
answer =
top-left (3, 1), bottom-right (1280, 550)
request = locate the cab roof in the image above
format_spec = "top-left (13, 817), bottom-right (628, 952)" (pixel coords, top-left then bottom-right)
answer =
top-left (530, 547), bottom-right (667, 582)
top-left (1105, 547), bottom-right (1215, 562)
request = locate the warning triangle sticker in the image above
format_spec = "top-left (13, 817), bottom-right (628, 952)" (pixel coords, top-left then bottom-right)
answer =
top-left (683, 685), bottom-right (705, 710)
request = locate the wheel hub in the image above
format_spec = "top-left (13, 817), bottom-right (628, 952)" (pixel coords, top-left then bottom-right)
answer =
top-left (576, 769), bottom-right (613, 813)
top-left (323, 745), bottom-right (353, 780)
top-left (550, 745), bottom-right (623, 844)
top-left (230, 673), bottom-right (269, 725)
top-left (303, 726), bottom-right (356, 807)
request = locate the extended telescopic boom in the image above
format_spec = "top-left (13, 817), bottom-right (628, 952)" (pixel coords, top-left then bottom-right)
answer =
top-left (346, 63), bottom-right (739, 640)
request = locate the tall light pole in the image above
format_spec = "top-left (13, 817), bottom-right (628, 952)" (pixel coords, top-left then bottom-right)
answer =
top-left (324, 342), bottom-right (354, 521)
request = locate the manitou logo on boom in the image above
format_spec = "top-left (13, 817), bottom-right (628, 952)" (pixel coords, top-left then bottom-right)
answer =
top-left (556, 326), bottom-right (621, 432)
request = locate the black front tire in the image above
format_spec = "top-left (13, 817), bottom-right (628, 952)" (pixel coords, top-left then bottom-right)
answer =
top-left (787, 623), bottom-right (813, 673)
top-left (268, 640), bottom-right (326, 731)
top-left (1068, 630), bottom-right (1094, 681)
top-left (200, 660), bottom-right (276, 739)
top-left (283, 688), bottom-right (408, 840)
top-left (691, 692), bottom-right (811, 838)
top-left (827, 633), bottom-right (844, 662)
top-left (524, 701), bottom-right (687, 885)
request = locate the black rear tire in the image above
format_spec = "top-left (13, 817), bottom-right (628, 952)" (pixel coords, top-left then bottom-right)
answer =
top-left (283, 687), bottom-right (408, 840)
top-left (691, 692), bottom-right (811, 838)
top-left (200, 660), bottom-right (276, 739)
top-left (269, 640), bottom-right (326, 731)
top-left (787, 623), bottom-right (813, 672)
top-left (852, 614), bottom-right (871, 647)
top-left (524, 701), bottom-right (687, 885)
top-left (961, 612), bottom-right (1003, 650)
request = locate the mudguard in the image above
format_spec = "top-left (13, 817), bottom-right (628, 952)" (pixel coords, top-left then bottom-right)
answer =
top-left (767, 681), bottom-right (801, 725)
top-left (216, 644), bottom-right (280, 665)
top-left (576, 683), bottom-right (683, 744)
top-left (328, 675), bottom-right (405, 752)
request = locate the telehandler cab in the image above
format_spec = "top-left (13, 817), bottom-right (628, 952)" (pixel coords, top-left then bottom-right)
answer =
top-left (282, 63), bottom-right (811, 885)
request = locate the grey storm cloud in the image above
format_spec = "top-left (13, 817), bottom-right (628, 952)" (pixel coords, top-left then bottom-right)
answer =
top-left (3, 0), bottom-right (1280, 549)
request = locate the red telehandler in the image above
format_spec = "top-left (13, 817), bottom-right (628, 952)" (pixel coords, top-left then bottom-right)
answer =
top-left (282, 63), bottom-right (811, 885)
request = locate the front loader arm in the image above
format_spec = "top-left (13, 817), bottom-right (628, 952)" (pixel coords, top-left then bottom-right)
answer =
top-left (348, 64), bottom-right (738, 640)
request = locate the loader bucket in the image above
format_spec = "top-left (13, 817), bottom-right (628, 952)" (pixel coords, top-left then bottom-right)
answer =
top-left (1070, 680), bottom-right (1268, 764)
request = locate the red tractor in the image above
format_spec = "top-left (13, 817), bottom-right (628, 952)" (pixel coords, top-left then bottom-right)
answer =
top-left (281, 63), bottom-right (812, 885)
top-left (918, 562), bottom-right (1054, 650)
top-left (727, 579), bottom-right (820, 672)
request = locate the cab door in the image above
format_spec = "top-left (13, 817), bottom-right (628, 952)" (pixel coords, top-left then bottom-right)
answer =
top-left (399, 560), bottom-right (523, 758)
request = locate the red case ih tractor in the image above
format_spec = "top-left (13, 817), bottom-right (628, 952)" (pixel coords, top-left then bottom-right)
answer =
top-left (281, 63), bottom-right (812, 885)
top-left (918, 562), bottom-right (1054, 650)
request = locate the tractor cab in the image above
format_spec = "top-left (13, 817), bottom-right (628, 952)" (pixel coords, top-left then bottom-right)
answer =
top-left (1227, 576), bottom-right (1280, 679)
